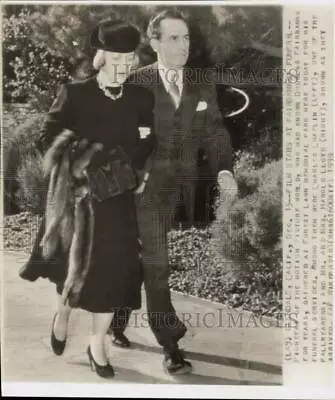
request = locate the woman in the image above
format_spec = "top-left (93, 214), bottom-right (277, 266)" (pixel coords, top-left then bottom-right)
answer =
top-left (19, 19), bottom-right (156, 378)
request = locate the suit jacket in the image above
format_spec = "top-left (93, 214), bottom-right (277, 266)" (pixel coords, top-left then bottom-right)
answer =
top-left (127, 63), bottom-right (233, 209)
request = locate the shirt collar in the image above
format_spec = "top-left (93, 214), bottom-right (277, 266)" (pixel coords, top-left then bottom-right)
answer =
top-left (157, 61), bottom-right (183, 94)
top-left (96, 69), bottom-right (123, 100)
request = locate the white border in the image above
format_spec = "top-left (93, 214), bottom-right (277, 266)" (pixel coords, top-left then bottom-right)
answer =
top-left (2, 382), bottom-right (335, 398)
top-left (1, 0), bottom-right (335, 5)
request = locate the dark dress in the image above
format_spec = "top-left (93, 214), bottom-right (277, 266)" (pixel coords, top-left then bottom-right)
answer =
top-left (20, 76), bottom-right (156, 313)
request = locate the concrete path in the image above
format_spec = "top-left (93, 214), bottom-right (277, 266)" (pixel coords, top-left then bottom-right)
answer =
top-left (1, 251), bottom-right (282, 385)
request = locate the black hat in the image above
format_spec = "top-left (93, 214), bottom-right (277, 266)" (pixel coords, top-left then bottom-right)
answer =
top-left (90, 18), bottom-right (140, 53)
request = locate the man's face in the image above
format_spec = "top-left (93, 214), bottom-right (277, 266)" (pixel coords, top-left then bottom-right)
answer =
top-left (103, 51), bottom-right (136, 85)
top-left (152, 18), bottom-right (190, 69)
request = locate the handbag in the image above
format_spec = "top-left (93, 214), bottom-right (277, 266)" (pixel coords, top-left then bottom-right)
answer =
top-left (87, 145), bottom-right (138, 201)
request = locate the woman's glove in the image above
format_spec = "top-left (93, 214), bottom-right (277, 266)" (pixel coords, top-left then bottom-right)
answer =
top-left (135, 171), bottom-right (150, 194)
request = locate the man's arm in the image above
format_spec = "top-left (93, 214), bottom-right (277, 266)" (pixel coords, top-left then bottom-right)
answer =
top-left (200, 71), bottom-right (237, 200)
top-left (130, 87), bottom-right (156, 193)
top-left (131, 88), bottom-right (156, 170)
top-left (200, 70), bottom-right (233, 174)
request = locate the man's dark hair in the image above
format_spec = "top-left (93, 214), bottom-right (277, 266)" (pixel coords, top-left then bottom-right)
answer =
top-left (147, 9), bottom-right (188, 40)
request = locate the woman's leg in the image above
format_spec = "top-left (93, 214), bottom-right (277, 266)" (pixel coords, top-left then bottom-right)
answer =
top-left (53, 294), bottom-right (72, 340)
top-left (90, 312), bottom-right (114, 365)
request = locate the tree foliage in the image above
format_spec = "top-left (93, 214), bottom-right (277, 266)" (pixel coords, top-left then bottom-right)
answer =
top-left (3, 7), bottom-right (71, 109)
top-left (3, 4), bottom-right (282, 107)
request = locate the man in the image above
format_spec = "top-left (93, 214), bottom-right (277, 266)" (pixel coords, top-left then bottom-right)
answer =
top-left (109, 9), bottom-right (238, 375)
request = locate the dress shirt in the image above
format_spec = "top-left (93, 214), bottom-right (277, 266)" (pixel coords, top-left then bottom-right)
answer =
top-left (158, 62), bottom-right (183, 108)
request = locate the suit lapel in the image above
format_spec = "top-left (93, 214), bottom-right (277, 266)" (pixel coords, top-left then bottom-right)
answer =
top-left (148, 63), bottom-right (176, 129)
top-left (155, 67), bottom-right (176, 115)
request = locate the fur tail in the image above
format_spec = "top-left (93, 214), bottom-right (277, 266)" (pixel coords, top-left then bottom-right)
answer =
top-left (61, 193), bottom-right (94, 307)
top-left (40, 133), bottom-right (75, 259)
top-left (43, 129), bottom-right (76, 178)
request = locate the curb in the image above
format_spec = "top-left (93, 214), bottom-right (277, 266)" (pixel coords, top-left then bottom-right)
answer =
top-left (170, 289), bottom-right (282, 328)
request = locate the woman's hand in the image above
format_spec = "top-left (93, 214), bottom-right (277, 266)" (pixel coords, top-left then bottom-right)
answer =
top-left (135, 172), bottom-right (150, 194)
top-left (71, 140), bottom-right (103, 179)
top-left (135, 181), bottom-right (146, 194)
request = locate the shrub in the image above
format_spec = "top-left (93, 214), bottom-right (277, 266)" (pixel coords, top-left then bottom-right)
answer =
top-left (211, 155), bottom-right (282, 292)
top-left (3, 113), bottom-right (46, 214)
top-left (3, 7), bottom-right (71, 109)
top-left (234, 123), bottom-right (282, 170)
top-left (16, 152), bottom-right (46, 214)
top-left (244, 124), bottom-right (282, 167)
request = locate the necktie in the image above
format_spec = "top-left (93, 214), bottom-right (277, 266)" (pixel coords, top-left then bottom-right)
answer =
top-left (106, 86), bottom-right (122, 98)
top-left (169, 71), bottom-right (181, 108)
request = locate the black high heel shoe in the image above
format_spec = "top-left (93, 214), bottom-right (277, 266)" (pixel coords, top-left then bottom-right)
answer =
top-left (87, 346), bottom-right (115, 378)
top-left (51, 313), bottom-right (67, 356)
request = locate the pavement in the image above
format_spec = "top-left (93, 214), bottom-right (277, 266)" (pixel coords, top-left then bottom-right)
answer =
top-left (1, 251), bottom-right (282, 385)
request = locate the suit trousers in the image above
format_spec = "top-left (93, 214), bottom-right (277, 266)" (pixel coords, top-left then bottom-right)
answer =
top-left (110, 185), bottom-right (187, 349)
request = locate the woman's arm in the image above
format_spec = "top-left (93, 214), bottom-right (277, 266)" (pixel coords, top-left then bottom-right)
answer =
top-left (131, 88), bottom-right (157, 171)
top-left (130, 88), bottom-right (156, 193)
top-left (38, 84), bottom-right (74, 154)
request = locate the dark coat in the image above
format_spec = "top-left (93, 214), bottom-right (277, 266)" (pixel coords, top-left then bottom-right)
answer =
top-left (20, 76), bottom-right (156, 312)
top-left (38, 76), bottom-right (156, 170)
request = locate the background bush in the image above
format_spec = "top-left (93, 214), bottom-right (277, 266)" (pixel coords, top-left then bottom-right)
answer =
top-left (3, 113), bottom-right (47, 214)
top-left (212, 153), bottom-right (282, 264)
top-left (16, 153), bottom-right (45, 214)
top-left (3, 7), bottom-right (71, 109)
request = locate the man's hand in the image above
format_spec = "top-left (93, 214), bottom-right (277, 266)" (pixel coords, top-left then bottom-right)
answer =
top-left (217, 170), bottom-right (238, 202)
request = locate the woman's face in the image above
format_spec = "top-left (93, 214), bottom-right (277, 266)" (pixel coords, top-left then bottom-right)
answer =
top-left (102, 51), bottom-right (136, 85)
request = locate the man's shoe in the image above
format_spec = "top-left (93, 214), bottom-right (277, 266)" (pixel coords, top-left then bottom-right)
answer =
top-left (163, 348), bottom-right (192, 375)
top-left (112, 332), bottom-right (131, 348)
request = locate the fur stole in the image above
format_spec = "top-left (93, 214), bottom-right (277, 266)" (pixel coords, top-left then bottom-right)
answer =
top-left (40, 130), bottom-right (100, 307)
